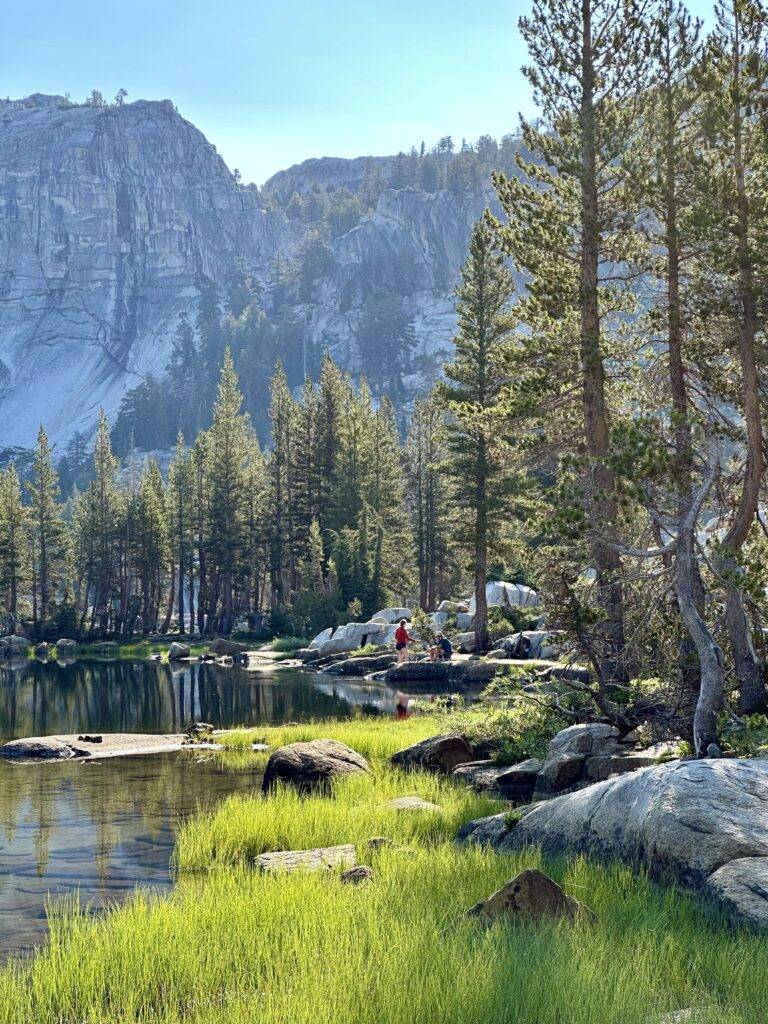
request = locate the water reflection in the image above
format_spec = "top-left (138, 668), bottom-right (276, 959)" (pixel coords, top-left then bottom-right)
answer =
top-left (0, 660), bottom-right (394, 742)
top-left (0, 753), bottom-right (261, 955)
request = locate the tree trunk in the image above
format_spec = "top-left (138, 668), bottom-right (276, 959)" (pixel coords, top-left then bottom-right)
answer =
top-left (161, 565), bottom-right (175, 634)
top-left (727, 574), bottom-right (765, 714)
top-left (579, 0), bottom-right (625, 680)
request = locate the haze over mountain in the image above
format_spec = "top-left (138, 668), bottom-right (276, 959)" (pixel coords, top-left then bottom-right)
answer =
top-left (0, 93), bottom-right (517, 454)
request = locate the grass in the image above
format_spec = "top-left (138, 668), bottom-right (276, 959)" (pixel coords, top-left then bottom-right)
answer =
top-left (268, 635), bottom-right (311, 653)
top-left (0, 717), bottom-right (764, 1023)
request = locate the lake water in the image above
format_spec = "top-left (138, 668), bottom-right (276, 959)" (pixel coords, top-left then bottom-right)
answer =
top-left (0, 658), bottom-right (409, 956)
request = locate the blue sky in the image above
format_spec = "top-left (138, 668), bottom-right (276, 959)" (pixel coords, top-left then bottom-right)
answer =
top-left (1, 0), bottom-right (713, 186)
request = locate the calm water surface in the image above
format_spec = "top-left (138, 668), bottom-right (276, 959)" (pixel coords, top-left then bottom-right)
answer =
top-left (0, 658), bottom-right (407, 956)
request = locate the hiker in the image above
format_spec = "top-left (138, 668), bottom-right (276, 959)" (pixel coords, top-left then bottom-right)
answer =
top-left (394, 618), bottom-right (416, 665)
top-left (428, 633), bottom-right (453, 662)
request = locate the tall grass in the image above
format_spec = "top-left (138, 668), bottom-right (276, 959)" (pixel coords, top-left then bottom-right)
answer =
top-left (0, 718), bottom-right (763, 1023)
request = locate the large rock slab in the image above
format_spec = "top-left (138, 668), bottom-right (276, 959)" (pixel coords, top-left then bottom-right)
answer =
top-left (391, 733), bottom-right (475, 773)
top-left (0, 737), bottom-right (78, 761)
top-left (459, 758), bottom-right (768, 928)
top-left (262, 739), bottom-right (372, 793)
top-left (468, 868), bottom-right (589, 922)
top-left (324, 653), bottom-right (396, 676)
top-left (255, 844), bottom-right (357, 874)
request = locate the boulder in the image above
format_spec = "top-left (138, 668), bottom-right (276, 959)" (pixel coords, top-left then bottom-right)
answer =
top-left (341, 865), bottom-right (374, 884)
top-left (262, 739), bottom-right (372, 793)
top-left (535, 724), bottom-right (626, 797)
top-left (324, 653), bottom-right (396, 676)
top-left (387, 796), bottom-right (441, 812)
top-left (459, 758), bottom-right (768, 929)
top-left (496, 759), bottom-right (544, 802)
top-left (208, 638), bottom-right (248, 656)
top-left (391, 733), bottom-right (475, 773)
top-left (384, 661), bottom-right (448, 684)
top-left (456, 601), bottom-right (470, 614)
top-left (456, 632), bottom-right (476, 653)
top-left (34, 643), bottom-right (49, 658)
top-left (168, 642), bottom-right (190, 661)
top-left (255, 844), bottom-right (357, 874)
top-left (468, 581), bottom-right (541, 615)
top-left (467, 868), bottom-right (588, 922)
top-left (452, 761), bottom-right (510, 792)
top-left (430, 611), bottom-right (449, 627)
top-left (494, 631), bottom-right (563, 660)
top-left (309, 627), bottom-right (334, 649)
top-left (1, 634), bottom-right (27, 652)
top-left (371, 607), bottom-right (411, 624)
top-left (437, 600), bottom-right (457, 613)
top-left (0, 737), bottom-right (77, 761)
top-left (585, 752), bottom-right (660, 782)
top-left (56, 638), bottom-right (77, 652)
top-left (456, 613), bottom-right (472, 630)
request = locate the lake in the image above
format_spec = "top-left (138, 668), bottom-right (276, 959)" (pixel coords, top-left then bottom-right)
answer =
top-left (0, 657), bottom-right (407, 956)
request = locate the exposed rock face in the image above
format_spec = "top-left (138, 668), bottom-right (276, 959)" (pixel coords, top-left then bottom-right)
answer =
top-left (391, 734), bottom-right (475, 773)
top-left (0, 95), bottom-right (298, 447)
top-left (459, 759), bottom-right (768, 929)
top-left (261, 739), bottom-right (372, 793)
top-left (467, 868), bottom-right (589, 923)
top-left (0, 95), bottom-right (499, 450)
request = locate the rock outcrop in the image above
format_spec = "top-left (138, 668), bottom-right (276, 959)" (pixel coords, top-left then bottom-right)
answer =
top-left (458, 758), bottom-right (768, 929)
top-left (262, 739), bottom-right (372, 793)
top-left (0, 95), bottom-right (298, 448)
top-left (0, 95), bottom-right (502, 450)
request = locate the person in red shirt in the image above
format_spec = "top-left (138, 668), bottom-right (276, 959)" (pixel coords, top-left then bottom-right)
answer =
top-left (394, 618), bottom-right (417, 665)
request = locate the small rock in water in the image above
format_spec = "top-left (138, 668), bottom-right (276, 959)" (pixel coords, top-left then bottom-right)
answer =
top-left (77, 734), bottom-right (102, 743)
top-left (341, 865), bottom-right (374, 885)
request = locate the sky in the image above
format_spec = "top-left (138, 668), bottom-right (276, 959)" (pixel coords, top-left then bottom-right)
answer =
top-left (0, 0), bottom-right (714, 187)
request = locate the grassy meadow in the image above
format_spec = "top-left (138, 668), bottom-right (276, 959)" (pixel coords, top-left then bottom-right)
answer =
top-left (0, 717), bottom-right (764, 1023)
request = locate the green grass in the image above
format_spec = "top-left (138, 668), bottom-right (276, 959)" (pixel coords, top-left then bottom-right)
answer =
top-left (268, 635), bottom-right (311, 653)
top-left (0, 717), bottom-right (764, 1023)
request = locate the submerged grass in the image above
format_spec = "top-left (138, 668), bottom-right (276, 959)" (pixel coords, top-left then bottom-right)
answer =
top-left (0, 718), bottom-right (765, 1023)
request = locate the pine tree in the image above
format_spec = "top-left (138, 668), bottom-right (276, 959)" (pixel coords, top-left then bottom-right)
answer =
top-left (692, 0), bottom-right (768, 724)
top-left (406, 391), bottom-right (453, 610)
top-left (206, 349), bottom-right (249, 635)
top-left (493, 0), bottom-right (655, 680)
top-left (130, 460), bottom-right (169, 632)
top-left (439, 220), bottom-right (517, 649)
top-left (0, 465), bottom-right (28, 616)
top-left (167, 435), bottom-right (195, 634)
top-left (27, 426), bottom-right (68, 630)
top-left (268, 361), bottom-right (299, 608)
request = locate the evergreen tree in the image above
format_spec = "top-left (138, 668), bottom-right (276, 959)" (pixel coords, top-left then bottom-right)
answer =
top-left (493, 0), bottom-right (655, 680)
top-left (405, 391), bottom-right (453, 610)
top-left (439, 220), bottom-right (517, 651)
top-left (27, 426), bottom-right (68, 630)
top-left (206, 349), bottom-right (250, 635)
top-left (167, 435), bottom-right (195, 634)
top-left (0, 465), bottom-right (28, 616)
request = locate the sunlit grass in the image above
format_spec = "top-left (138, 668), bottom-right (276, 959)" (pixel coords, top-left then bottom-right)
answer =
top-left (0, 717), bottom-right (762, 1023)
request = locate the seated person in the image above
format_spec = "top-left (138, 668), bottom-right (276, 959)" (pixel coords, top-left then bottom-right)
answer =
top-left (428, 633), bottom-right (453, 662)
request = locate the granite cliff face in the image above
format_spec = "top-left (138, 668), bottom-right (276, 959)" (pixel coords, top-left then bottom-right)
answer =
top-left (0, 95), bottom-right (494, 449)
